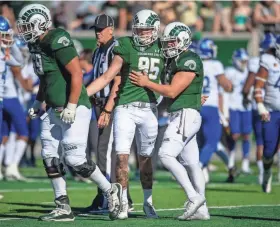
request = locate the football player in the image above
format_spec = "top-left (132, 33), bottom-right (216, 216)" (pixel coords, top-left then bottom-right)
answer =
top-left (225, 48), bottom-right (252, 182)
top-left (17, 4), bottom-right (122, 221)
top-left (242, 33), bottom-right (276, 184)
top-left (254, 35), bottom-right (280, 193)
top-left (87, 9), bottom-right (163, 219)
top-left (130, 22), bottom-right (209, 221)
top-left (197, 38), bottom-right (232, 183)
top-left (0, 16), bottom-right (23, 180)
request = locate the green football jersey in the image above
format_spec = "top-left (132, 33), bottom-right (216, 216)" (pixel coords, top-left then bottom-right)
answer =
top-left (113, 36), bottom-right (164, 105)
top-left (28, 28), bottom-right (91, 109)
top-left (165, 50), bottom-right (204, 112)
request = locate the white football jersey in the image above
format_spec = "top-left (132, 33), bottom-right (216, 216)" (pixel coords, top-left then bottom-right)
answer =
top-left (202, 59), bottom-right (224, 107)
top-left (225, 66), bottom-right (251, 111)
top-left (260, 53), bottom-right (280, 111)
top-left (0, 51), bottom-right (6, 101)
top-left (248, 57), bottom-right (260, 110)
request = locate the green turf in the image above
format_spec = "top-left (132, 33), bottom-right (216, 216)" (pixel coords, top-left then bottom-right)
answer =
top-left (0, 162), bottom-right (280, 227)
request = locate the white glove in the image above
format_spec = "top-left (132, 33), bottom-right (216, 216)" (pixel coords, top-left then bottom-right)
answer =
top-left (60, 103), bottom-right (77, 124)
top-left (28, 100), bottom-right (42, 119)
top-left (257, 102), bottom-right (270, 122)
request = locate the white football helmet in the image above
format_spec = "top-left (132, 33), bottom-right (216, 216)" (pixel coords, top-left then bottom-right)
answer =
top-left (132, 9), bottom-right (160, 46)
top-left (17, 4), bottom-right (52, 43)
top-left (161, 22), bottom-right (192, 58)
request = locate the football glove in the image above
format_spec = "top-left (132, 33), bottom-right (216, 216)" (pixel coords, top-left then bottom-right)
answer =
top-left (28, 100), bottom-right (42, 119)
top-left (60, 103), bottom-right (77, 124)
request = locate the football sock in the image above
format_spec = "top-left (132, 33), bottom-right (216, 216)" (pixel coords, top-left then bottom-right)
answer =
top-left (143, 189), bottom-right (152, 204)
top-left (0, 144), bottom-right (4, 171)
top-left (228, 149), bottom-right (236, 169)
top-left (160, 155), bottom-right (198, 199)
top-left (14, 140), bottom-right (27, 165)
top-left (216, 143), bottom-right (229, 166)
top-left (122, 188), bottom-right (128, 203)
top-left (90, 166), bottom-right (111, 193)
top-left (51, 177), bottom-right (67, 198)
top-left (186, 164), bottom-right (206, 197)
top-left (4, 132), bottom-right (16, 166)
top-left (242, 139), bottom-right (250, 159)
top-left (257, 160), bottom-right (264, 175)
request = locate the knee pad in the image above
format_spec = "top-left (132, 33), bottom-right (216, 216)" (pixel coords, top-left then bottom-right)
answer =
top-left (43, 158), bottom-right (66, 179)
top-left (71, 160), bottom-right (96, 178)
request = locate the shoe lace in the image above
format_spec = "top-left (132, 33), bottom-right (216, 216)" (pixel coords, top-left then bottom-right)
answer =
top-left (184, 201), bottom-right (194, 213)
top-left (106, 187), bottom-right (118, 212)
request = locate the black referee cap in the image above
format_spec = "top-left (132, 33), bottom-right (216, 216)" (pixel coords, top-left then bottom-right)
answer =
top-left (90, 14), bottom-right (114, 29)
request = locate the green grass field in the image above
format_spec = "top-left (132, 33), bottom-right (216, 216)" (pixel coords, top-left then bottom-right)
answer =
top-left (0, 162), bottom-right (280, 227)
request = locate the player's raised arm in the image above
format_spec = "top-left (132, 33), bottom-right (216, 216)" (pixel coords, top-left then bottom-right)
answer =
top-left (217, 74), bottom-right (232, 92)
top-left (254, 60), bottom-right (269, 121)
top-left (87, 55), bottom-right (123, 96)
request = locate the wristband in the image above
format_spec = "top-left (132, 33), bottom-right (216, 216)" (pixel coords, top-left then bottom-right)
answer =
top-left (103, 109), bottom-right (112, 114)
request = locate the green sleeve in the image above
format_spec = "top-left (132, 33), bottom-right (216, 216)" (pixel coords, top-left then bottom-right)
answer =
top-left (113, 37), bottom-right (130, 63)
top-left (55, 46), bottom-right (78, 66)
top-left (176, 53), bottom-right (203, 76)
top-left (51, 29), bottom-right (74, 51)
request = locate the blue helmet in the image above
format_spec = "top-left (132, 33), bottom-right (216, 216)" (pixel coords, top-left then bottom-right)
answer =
top-left (232, 48), bottom-right (249, 71)
top-left (259, 33), bottom-right (276, 53)
top-left (197, 38), bottom-right (217, 59)
top-left (188, 41), bottom-right (198, 53)
top-left (0, 16), bottom-right (14, 48)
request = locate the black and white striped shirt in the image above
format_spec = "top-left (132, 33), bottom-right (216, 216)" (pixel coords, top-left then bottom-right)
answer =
top-left (91, 38), bottom-right (115, 98)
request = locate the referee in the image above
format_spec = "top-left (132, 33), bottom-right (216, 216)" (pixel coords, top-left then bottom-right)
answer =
top-left (84, 14), bottom-right (133, 212)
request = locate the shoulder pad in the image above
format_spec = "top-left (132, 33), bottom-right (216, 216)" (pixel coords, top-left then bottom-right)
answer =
top-left (50, 29), bottom-right (74, 51)
top-left (260, 53), bottom-right (276, 71)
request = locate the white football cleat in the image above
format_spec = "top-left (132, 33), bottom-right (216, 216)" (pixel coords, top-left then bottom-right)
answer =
top-left (143, 202), bottom-right (158, 219)
top-left (5, 164), bottom-right (28, 182)
top-left (262, 170), bottom-right (272, 193)
top-left (186, 204), bottom-right (210, 221)
top-left (178, 196), bottom-right (206, 220)
top-left (117, 202), bottom-right (128, 220)
top-left (0, 194), bottom-right (3, 200)
top-left (258, 172), bottom-right (263, 185)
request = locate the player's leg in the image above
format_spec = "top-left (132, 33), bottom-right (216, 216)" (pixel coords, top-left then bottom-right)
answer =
top-left (113, 105), bottom-right (137, 219)
top-left (61, 105), bottom-right (122, 220)
top-left (241, 110), bottom-right (252, 174)
top-left (261, 111), bottom-right (280, 193)
top-left (39, 109), bottom-right (71, 221)
top-left (199, 107), bottom-right (222, 182)
top-left (252, 110), bottom-right (264, 184)
top-left (159, 109), bottom-right (204, 220)
top-left (3, 98), bottom-right (29, 179)
top-left (277, 143), bottom-right (280, 182)
top-left (28, 117), bottom-right (41, 167)
top-left (227, 110), bottom-right (241, 182)
top-left (135, 105), bottom-right (158, 218)
top-left (0, 104), bottom-right (3, 180)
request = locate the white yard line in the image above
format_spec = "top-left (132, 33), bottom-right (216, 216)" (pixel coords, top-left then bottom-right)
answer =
top-left (0, 218), bottom-right (22, 221)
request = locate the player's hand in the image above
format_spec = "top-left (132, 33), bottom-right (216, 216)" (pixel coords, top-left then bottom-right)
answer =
top-left (257, 102), bottom-right (270, 122)
top-left (129, 70), bottom-right (149, 87)
top-left (98, 110), bottom-right (111, 128)
top-left (28, 100), bottom-right (42, 119)
top-left (60, 103), bottom-right (77, 124)
top-left (201, 95), bottom-right (208, 105)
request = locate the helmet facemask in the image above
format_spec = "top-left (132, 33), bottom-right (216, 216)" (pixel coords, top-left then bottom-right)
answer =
top-left (132, 24), bottom-right (158, 46)
top-left (161, 35), bottom-right (191, 58)
top-left (1, 29), bottom-right (14, 48)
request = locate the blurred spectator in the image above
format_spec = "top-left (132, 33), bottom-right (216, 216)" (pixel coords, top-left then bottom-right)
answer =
top-left (153, 1), bottom-right (177, 28)
top-left (101, 1), bottom-right (127, 31)
top-left (0, 2), bottom-right (16, 30)
top-left (253, 0), bottom-right (280, 34)
top-left (221, 1), bottom-right (252, 35)
top-left (127, 1), bottom-right (152, 29)
top-left (199, 0), bottom-right (222, 33)
top-left (176, 1), bottom-right (202, 32)
top-left (51, 2), bottom-right (67, 28)
top-left (231, 1), bottom-right (252, 32)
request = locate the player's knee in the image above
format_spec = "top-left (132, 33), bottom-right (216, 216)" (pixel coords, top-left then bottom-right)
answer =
top-left (232, 134), bottom-right (240, 141)
top-left (242, 134), bottom-right (250, 141)
top-left (70, 160), bottom-right (96, 178)
top-left (43, 157), bottom-right (66, 178)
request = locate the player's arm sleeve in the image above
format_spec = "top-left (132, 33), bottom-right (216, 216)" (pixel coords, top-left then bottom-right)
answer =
top-left (112, 39), bottom-right (129, 63)
top-left (214, 61), bottom-right (224, 77)
top-left (10, 44), bottom-right (24, 66)
top-left (248, 59), bottom-right (259, 74)
top-left (176, 55), bottom-right (202, 76)
top-left (259, 54), bottom-right (273, 71)
top-left (6, 55), bottom-right (21, 67)
top-left (55, 46), bottom-right (78, 66)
